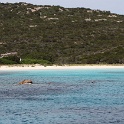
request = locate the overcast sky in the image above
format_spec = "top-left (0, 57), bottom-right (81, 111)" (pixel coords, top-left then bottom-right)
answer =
top-left (0, 0), bottom-right (124, 15)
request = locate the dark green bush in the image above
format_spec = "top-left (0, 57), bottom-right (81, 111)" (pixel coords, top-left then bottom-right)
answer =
top-left (0, 58), bottom-right (16, 64)
top-left (21, 59), bottom-right (51, 65)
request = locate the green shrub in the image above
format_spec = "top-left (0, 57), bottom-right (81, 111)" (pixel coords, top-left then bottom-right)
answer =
top-left (21, 59), bottom-right (51, 65)
top-left (0, 58), bottom-right (16, 64)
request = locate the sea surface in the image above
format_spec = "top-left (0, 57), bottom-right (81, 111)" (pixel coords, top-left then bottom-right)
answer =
top-left (0, 68), bottom-right (124, 124)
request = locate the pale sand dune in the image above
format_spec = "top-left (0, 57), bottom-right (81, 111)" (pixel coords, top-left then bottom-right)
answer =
top-left (0, 64), bottom-right (124, 71)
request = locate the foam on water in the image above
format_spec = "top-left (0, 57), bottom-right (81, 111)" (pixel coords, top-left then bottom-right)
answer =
top-left (0, 68), bottom-right (124, 123)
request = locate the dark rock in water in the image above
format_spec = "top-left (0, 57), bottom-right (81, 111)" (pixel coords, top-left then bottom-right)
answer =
top-left (19, 80), bottom-right (33, 85)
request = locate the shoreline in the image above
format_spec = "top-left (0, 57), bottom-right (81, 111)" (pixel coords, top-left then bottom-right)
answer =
top-left (0, 64), bottom-right (124, 71)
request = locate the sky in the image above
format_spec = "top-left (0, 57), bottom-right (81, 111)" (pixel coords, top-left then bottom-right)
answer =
top-left (0, 0), bottom-right (124, 15)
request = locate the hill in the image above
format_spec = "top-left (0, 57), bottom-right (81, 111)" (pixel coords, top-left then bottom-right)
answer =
top-left (0, 2), bottom-right (124, 64)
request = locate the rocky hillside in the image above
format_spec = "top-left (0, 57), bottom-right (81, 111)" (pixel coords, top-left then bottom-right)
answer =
top-left (0, 2), bottom-right (124, 64)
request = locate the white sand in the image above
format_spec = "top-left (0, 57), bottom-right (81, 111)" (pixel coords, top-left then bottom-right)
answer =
top-left (0, 64), bottom-right (124, 71)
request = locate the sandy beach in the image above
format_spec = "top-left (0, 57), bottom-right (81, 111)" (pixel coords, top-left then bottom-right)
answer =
top-left (0, 64), bottom-right (124, 71)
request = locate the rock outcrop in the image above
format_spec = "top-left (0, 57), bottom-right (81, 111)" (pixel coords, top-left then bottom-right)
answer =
top-left (19, 80), bottom-right (33, 85)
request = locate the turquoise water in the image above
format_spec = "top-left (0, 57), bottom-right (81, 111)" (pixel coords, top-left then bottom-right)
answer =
top-left (0, 68), bottom-right (124, 124)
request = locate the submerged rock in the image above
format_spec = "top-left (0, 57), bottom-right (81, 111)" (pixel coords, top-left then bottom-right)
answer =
top-left (19, 80), bottom-right (33, 85)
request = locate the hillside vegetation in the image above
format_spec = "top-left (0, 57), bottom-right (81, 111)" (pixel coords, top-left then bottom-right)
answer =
top-left (0, 2), bottom-right (124, 64)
